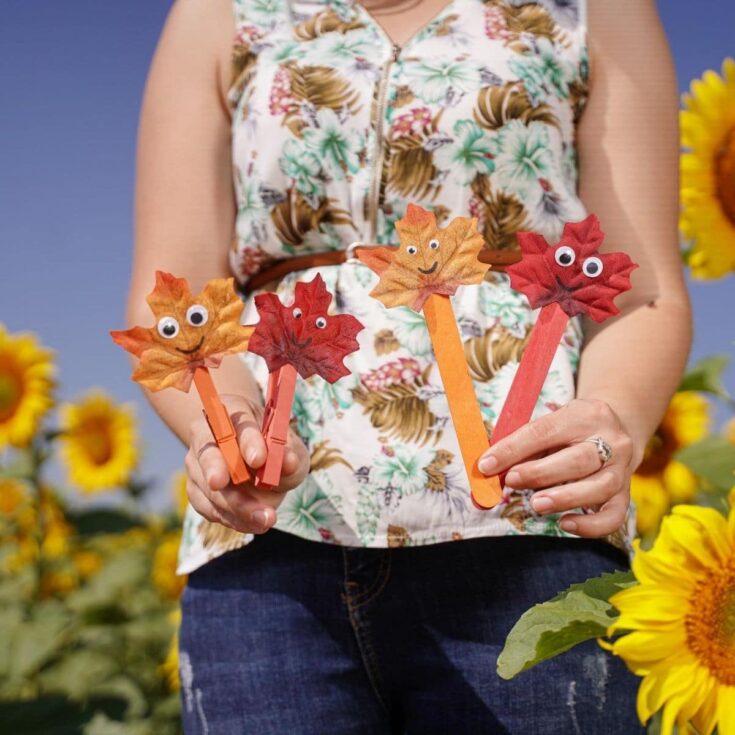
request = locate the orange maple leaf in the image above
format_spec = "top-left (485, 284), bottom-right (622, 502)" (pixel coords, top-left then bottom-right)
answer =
top-left (356, 204), bottom-right (490, 312)
top-left (110, 272), bottom-right (254, 392)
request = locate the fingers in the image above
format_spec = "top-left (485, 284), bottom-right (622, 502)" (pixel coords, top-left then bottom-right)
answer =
top-left (504, 441), bottom-right (604, 489)
top-left (558, 488), bottom-right (630, 538)
top-left (185, 441), bottom-right (277, 534)
top-left (232, 408), bottom-right (267, 470)
top-left (529, 465), bottom-right (624, 515)
top-left (479, 399), bottom-right (615, 475)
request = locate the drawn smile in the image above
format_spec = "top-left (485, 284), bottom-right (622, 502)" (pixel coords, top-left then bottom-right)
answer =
top-left (418, 261), bottom-right (439, 275)
top-left (176, 336), bottom-right (205, 354)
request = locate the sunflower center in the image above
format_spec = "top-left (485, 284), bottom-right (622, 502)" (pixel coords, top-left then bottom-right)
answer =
top-left (76, 419), bottom-right (114, 465)
top-left (0, 358), bottom-right (23, 422)
top-left (715, 126), bottom-right (735, 226)
top-left (636, 424), bottom-right (678, 475)
top-left (685, 554), bottom-right (735, 686)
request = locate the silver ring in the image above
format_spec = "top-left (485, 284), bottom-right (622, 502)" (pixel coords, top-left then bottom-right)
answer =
top-left (581, 436), bottom-right (613, 466)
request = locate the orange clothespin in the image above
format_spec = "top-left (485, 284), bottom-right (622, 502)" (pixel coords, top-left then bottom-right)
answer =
top-left (111, 271), bottom-right (254, 486)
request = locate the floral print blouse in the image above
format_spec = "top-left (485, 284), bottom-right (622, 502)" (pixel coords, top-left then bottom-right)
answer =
top-left (176, 0), bottom-right (638, 575)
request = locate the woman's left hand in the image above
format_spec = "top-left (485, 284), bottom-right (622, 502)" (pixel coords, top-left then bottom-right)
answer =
top-left (478, 398), bottom-right (637, 538)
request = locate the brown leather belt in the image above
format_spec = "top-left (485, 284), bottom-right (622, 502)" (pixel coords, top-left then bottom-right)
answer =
top-left (238, 246), bottom-right (521, 296)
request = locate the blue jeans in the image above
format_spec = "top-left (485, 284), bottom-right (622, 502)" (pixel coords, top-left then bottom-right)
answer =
top-left (179, 530), bottom-right (644, 734)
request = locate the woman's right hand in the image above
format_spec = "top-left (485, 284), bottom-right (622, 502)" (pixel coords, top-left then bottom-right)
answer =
top-left (184, 394), bottom-right (310, 534)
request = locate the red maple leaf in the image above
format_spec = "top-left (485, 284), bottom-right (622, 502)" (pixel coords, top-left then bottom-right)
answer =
top-left (506, 214), bottom-right (639, 321)
top-left (247, 274), bottom-right (364, 382)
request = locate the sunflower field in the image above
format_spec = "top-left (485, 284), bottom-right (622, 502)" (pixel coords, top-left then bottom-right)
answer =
top-left (0, 325), bottom-right (185, 733)
top-left (1, 59), bottom-right (735, 735)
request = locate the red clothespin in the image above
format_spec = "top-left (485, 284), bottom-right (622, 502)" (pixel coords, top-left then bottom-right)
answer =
top-left (477, 214), bottom-right (639, 508)
top-left (247, 273), bottom-right (364, 489)
top-left (255, 364), bottom-right (298, 487)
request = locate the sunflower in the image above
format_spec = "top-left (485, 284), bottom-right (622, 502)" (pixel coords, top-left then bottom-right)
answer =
top-left (0, 477), bottom-right (30, 515)
top-left (172, 471), bottom-right (189, 519)
top-left (0, 324), bottom-right (55, 450)
top-left (631, 391), bottom-right (710, 535)
top-left (152, 530), bottom-right (186, 600)
top-left (160, 608), bottom-right (181, 691)
top-left (58, 391), bottom-right (138, 492)
top-left (680, 58), bottom-right (735, 278)
top-left (600, 505), bottom-right (735, 735)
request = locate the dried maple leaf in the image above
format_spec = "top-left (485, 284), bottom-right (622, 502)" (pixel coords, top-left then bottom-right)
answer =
top-left (355, 203), bottom-right (489, 312)
top-left (111, 271), bottom-right (253, 392)
top-left (505, 214), bottom-right (638, 321)
top-left (247, 273), bottom-right (364, 382)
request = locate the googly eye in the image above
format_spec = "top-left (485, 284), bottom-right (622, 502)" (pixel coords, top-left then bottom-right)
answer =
top-left (429, 239), bottom-right (439, 250)
top-left (582, 256), bottom-right (603, 278)
top-left (292, 307), bottom-right (303, 319)
top-left (157, 316), bottom-right (180, 339)
top-left (186, 304), bottom-right (209, 327)
top-left (315, 317), bottom-right (327, 329)
top-left (554, 245), bottom-right (576, 267)
top-left (406, 245), bottom-right (418, 255)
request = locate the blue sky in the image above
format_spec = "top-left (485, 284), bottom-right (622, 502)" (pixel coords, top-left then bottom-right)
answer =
top-left (1, 1), bottom-right (733, 510)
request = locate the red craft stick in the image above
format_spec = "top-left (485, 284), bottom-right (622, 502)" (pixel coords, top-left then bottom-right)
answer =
top-left (488, 302), bottom-right (568, 447)
top-left (478, 215), bottom-right (638, 508)
top-left (193, 366), bottom-right (251, 485)
top-left (254, 364), bottom-right (298, 488)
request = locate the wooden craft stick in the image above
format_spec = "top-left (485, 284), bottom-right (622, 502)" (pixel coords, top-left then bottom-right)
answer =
top-left (424, 294), bottom-right (503, 510)
top-left (254, 364), bottom-right (298, 488)
top-left (193, 366), bottom-right (250, 485)
top-left (489, 302), bottom-right (569, 448)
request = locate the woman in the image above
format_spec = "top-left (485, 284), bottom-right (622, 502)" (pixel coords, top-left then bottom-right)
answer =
top-left (126, 0), bottom-right (691, 732)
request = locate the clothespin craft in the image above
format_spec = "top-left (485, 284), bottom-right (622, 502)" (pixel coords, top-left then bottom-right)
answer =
top-left (356, 203), bottom-right (503, 510)
top-left (247, 273), bottom-right (364, 488)
top-left (481, 214), bottom-right (639, 506)
top-left (111, 271), bottom-right (254, 485)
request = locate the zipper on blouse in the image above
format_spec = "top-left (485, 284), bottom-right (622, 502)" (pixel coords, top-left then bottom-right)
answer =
top-left (368, 43), bottom-right (401, 243)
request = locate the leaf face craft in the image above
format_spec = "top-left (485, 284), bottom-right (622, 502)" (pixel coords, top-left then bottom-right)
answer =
top-left (506, 215), bottom-right (639, 322)
top-left (356, 203), bottom-right (489, 312)
top-left (247, 274), bottom-right (364, 383)
top-left (110, 272), bottom-right (253, 392)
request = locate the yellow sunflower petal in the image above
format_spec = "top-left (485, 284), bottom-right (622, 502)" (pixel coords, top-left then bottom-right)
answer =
top-left (692, 683), bottom-right (720, 735)
top-left (607, 629), bottom-right (687, 674)
top-left (717, 686), bottom-right (735, 735)
top-left (669, 505), bottom-right (730, 564)
top-left (638, 658), bottom-right (702, 726)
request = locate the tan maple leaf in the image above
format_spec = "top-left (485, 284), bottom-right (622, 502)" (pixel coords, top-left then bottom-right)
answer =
top-left (356, 203), bottom-right (489, 311)
top-left (111, 271), bottom-right (253, 392)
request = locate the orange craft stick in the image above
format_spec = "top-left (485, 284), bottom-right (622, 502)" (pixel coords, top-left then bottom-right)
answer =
top-left (423, 294), bottom-right (503, 510)
top-left (193, 366), bottom-right (250, 485)
top-left (254, 364), bottom-right (298, 488)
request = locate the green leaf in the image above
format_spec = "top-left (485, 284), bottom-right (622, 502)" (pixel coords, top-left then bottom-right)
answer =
top-left (496, 570), bottom-right (635, 680)
top-left (0, 696), bottom-right (127, 735)
top-left (675, 436), bottom-right (735, 491)
top-left (678, 355), bottom-right (731, 399)
top-left (66, 510), bottom-right (142, 537)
